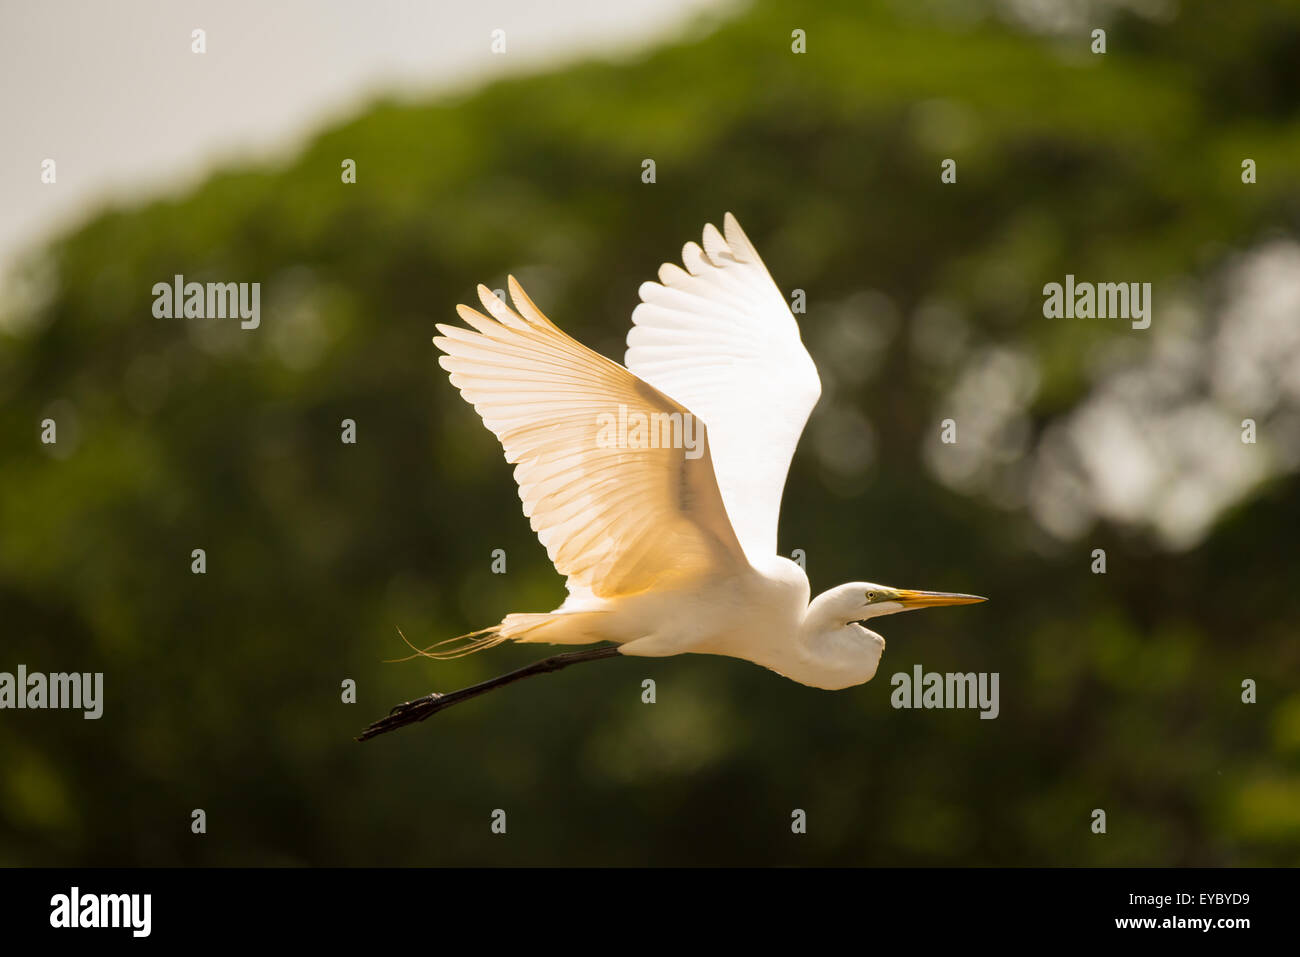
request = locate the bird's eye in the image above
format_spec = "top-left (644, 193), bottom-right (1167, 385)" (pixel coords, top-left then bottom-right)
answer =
top-left (866, 591), bottom-right (877, 602)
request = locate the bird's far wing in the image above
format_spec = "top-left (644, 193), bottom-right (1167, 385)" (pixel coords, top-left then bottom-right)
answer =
top-left (435, 278), bottom-right (747, 600)
top-left (625, 213), bottom-right (822, 563)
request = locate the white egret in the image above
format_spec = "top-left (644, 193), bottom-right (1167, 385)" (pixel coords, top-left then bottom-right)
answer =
top-left (360, 213), bottom-right (984, 741)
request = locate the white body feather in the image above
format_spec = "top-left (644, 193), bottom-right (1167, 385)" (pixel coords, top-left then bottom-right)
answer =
top-left (431, 214), bottom-right (959, 691)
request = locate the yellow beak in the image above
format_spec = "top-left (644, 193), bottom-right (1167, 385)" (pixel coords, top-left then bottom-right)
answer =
top-left (894, 589), bottom-right (987, 609)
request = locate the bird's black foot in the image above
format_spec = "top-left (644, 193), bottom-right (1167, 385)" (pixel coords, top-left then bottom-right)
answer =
top-left (389, 692), bottom-right (443, 716)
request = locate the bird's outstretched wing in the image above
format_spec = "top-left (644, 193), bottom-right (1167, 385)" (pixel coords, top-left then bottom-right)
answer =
top-left (625, 213), bottom-right (821, 563)
top-left (434, 278), bottom-right (747, 600)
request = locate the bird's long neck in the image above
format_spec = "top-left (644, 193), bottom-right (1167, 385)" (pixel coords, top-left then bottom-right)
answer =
top-left (803, 586), bottom-right (849, 632)
top-left (792, 585), bottom-right (886, 691)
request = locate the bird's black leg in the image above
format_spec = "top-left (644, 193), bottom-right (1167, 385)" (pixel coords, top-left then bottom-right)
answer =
top-left (356, 645), bottom-right (621, 742)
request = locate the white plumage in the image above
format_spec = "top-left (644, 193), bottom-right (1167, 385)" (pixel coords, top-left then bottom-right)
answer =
top-left (626, 214), bottom-right (822, 563)
top-left (367, 213), bottom-right (983, 737)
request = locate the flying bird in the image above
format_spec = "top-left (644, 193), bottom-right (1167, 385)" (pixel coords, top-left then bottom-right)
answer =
top-left (359, 213), bottom-right (984, 741)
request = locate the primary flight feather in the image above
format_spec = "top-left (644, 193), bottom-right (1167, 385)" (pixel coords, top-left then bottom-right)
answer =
top-left (359, 213), bottom-right (984, 740)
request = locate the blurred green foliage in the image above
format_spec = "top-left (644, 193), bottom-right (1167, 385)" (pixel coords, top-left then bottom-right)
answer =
top-left (1, 0), bottom-right (1299, 865)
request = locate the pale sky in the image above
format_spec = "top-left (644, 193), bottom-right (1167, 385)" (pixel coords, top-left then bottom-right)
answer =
top-left (0, 0), bottom-right (729, 285)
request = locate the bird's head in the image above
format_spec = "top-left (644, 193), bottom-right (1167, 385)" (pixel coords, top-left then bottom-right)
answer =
top-left (795, 582), bottom-right (987, 690)
top-left (829, 582), bottom-right (987, 623)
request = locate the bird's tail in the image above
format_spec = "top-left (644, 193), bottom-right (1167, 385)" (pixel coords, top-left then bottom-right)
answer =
top-left (406, 611), bottom-right (611, 660)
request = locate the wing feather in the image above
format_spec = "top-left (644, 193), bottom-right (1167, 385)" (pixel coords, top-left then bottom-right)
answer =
top-left (625, 213), bottom-right (821, 562)
top-left (435, 279), bottom-right (746, 599)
